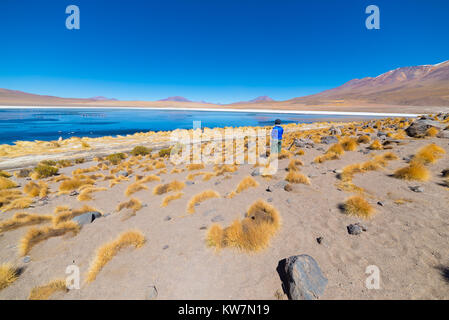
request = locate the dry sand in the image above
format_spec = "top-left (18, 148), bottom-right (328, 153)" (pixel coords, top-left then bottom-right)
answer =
top-left (0, 123), bottom-right (448, 300)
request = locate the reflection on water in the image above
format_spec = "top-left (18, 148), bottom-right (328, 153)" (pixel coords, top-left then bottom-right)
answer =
top-left (0, 108), bottom-right (384, 145)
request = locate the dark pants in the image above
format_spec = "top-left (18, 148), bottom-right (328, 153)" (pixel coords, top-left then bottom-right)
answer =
top-left (271, 139), bottom-right (282, 154)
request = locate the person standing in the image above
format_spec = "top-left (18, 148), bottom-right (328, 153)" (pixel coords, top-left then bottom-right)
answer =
top-left (271, 119), bottom-right (284, 155)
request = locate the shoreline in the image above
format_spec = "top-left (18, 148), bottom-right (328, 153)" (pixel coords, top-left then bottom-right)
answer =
top-left (0, 105), bottom-right (421, 117)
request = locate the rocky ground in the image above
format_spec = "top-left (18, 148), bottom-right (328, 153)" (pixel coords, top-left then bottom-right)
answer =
top-left (0, 114), bottom-right (448, 300)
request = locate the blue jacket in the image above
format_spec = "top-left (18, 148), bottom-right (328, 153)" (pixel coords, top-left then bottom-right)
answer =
top-left (271, 125), bottom-right (284, 140)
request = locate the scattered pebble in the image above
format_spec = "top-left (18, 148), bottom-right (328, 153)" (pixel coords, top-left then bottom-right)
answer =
top-left (410, 186), bottom-right (424, 193)
top-left (267, 198), bottom-right (273, 203)
top-left (186, 181), bottom-right (195, 186)
top-left (211, 215), bottom-right (224, 222)
top-left (162, 245), bottom-right (169, 250)
top-left (164, 216), bottom-right (171, 221)
top-left (347, 223), bottom-right (367, 235)
top-left (284, 184), bottom-right (293, 192)
top-left (377, 201), bottom-right (384, 206)
top-left (146, 286), bottom-right (158, 300)
top-left (23, 256), bottom-right (31, 263)
top-left (69, 190), bottom-right (79, 196)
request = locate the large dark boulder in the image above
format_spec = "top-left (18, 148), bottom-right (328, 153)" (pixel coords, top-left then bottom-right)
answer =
top-left (278, 255), bottom-right (328, 300)
top-left (405, 119), bottom-right (441, 138)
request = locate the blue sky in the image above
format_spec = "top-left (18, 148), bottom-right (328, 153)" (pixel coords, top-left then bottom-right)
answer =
top-left (0, 0), bottom-right (448, 103)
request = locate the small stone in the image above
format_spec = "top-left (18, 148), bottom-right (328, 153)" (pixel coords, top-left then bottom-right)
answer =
top-left (23, 256), bottom-right (31, 263)
top-left (186, 181), bottom-right (195, 185)
top-left (347, 224), bottom-right (362, 235)
top-left (72, 212), bottom-right (102, 226)
top-left (377, 201), bottom-right (384, 206)
top-left (69, 190), bottom-right (79, 196)
top-left (118, 171), bottom-right (129, 177)
top-left (266, 186), bottom-right (273, 192)
top-left (251, 169), bottom-right (261, 176)
top-left (284, 184), bottom-right (293, 192)
top-left (146, 286), bottom-right (158, 300)
top-left (316, 237), bottom-right (324, 244)
top-left (199, 226), bottom-right (207, 230)
top-left (162, 245), bottom-right (169, 250)
top-left (267, 198), bottom-right (273, 203)
top-left (286, 199), bottom-right (291, 204)
top-left (410, 186), bottom-right (424, 193)
top-left (214, 181), bottom-right (221, 186)
top-left (274, 180), bottom-right (288, 189)
top-left (211, 215), bottom-right (224, 222)
top-left (164, 216), bottom-right (171, 221)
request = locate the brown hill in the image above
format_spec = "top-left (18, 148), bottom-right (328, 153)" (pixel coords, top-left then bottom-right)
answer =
top-left (291, 60), bottom-right (449, 106)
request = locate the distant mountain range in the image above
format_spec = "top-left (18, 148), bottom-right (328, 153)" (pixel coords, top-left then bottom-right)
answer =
top-left (291, 60), bottom-right (449, 106)
top-left (1, 60), bottom-right (448, 107)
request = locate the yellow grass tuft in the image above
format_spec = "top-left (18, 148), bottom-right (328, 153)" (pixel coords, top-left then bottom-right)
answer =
top-left (287, 159), bottom-right (303, 171)
top-left (207, 199), bottom-right (281, 251)
top-left (413, 143), bottom-right (445, 165)
top-left (59, 177), bottom-right (95, 193)
top-left (357, 135), bottom-right (371, 144)
top-left (0, 170), bottom-right (12, 178)
top-left (138, 174), bottom-right (161, 184)
top-left (426, 127), bottom-right (439, 137)
top-left (187, 163), bottom-right (205, 171)
top-left (229, 176), bottom-right (259, 198)
top-left (0, 176), bottom-right (17, 190)
top-left (77, 186), bottom-right (107, 201)
top-left (285, 170), bottom-right (310, 184)
top-left (161, 192), bottom-right (183, 207)
top-left (117, 198), bottom-right (142, 213)
top-left (1, 197), bottom-right (33, 212)
top-left (86, 230), bottom-right (145, 283)
top-left (24, 181), bottom-right (48, 198)
top-left (340, 137), bottom-right (358, 151)
top-left (28, 279), bottom-right (67, 300)
top-left (187, 190), bottom-right (220, 214)
top-left (0, 212), bottom-right (52, 233)
top-left (0, 263), bottom-right (19, 290)
top-left (327, 143), bottom-right (345, 155)
top-left (153, 180), bottom-right (185, 195)
top-left (393, 161), bottom-right (430, 181)
top-left (368, 140), bottom-right (383, 150)
top-left (343, 196), bottom-right (375, 219)
top-left (124, 182), bottom-right (148, 197)
top-left (19, 221), bottom-right (80, 256)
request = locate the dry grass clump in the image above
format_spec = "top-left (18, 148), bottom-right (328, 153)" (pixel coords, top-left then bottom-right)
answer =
top-left (413, 143), bottom-right (445, 165)
top-left (368, 140), bottom-right (383, 150)
top-left (426, 127), bottom-right (439, 137)
top-left (285, 171), bottom-right (310, 184)
top-left (161, 192), bottom-right (184, 207)
top-left (56, 160), bottom-right (73, 168)
top-left (138, 174), bottom-right (160, 183)
top-left (343, 196), bottom-right (375, 219)
top-left (213, 164), bottom-right (238, 176)
top-left (106, 153), bottom-right (127, 165)
top-left (77, 186), bottom-right (107, 201)
top-left (0, 212), bottom-right (52, 233)
top-left (72, 166), bottom-right (100, 176)
top-left (158, 148), bottom-right (172, 158)
top-left (393, 162), bottom-right (430, 181)
top-left (154, 161), bottom-right (166, 169)
top-left (86, 230), bottom-right (145, 283)
top-left (313, 143), bottom-right (344, 163)
top-left (228, 176), bottom-right (259, 198)
top-left (187, 190), bottom-right (220, 214)
top-left (52, 205), bottom-right (100, 225)
top-left (287, 159), bottom-right (303, 171)
top-left (19, 221), bottom-right (80, 256)
top-left (186, 172), bottom-right (205, 181)
top-left (357, 135), bottom-right (371, 144)
top-left (109, 175), bottom-right (129, 187)
top-left (207, 200), bottom-right (281, 251)
top-left (1, 197), bottom-right (33, 212)
top-left (24, 181), bottom-right (48, 198)
top-left (58, 176), bottom-right (95, 193)
top-left (33, 164), bottom-right (58, 179)
top-left (153, 180), bottom-right (185, 195)
top-left (0, 176), bottom-right (17, 190)
top-left (0, 189), bottom-right (22, 209)
top-left (0, 263), bottom-right (19, 290)
top-left (124, 182), bottom-right (148, 197)
top-left (117, 198), bottom-right (142, 213)
top-left (340, 137), bottom-right (358, 151)
top-left (28, 279), bottom-right (67, 300)
top-left (327, 143), bottom-right (345, 155)
top-left (0, 170), bottom-right (12, 178)
top-left (187, 163), bottom-right (205, 171)
top-left (131, 146), bottom-right (151, 156)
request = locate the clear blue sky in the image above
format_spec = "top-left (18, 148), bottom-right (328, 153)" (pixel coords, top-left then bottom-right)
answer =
top-left (0, 0), bottom-right (448, 103)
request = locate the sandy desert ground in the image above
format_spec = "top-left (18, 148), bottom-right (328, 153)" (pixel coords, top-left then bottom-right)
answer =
top-left (0, 116), bottom-right (448, 300)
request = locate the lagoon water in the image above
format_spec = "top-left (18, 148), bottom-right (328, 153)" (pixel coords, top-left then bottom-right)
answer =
top-left (0, 108), bottom-right (385, 145)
